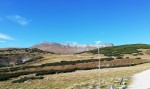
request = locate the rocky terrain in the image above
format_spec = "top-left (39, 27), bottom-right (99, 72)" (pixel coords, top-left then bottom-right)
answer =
top-left (0, 48), bottom-right (52, 67)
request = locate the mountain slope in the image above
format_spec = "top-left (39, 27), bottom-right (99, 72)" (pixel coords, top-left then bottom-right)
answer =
top-left (32, 42), bottom-right (114, 54)
top-left (85, 44), bottom-right (150, 56)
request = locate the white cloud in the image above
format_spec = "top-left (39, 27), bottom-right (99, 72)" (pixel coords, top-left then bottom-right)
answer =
top-left (95, 41), bottom-right (101, 44)
top-left (7, 15), bottom-right (31, 26)
top-left (0, 33), bottom-right (14, 40)
top-left (0, 41), bottom-right (6, 43)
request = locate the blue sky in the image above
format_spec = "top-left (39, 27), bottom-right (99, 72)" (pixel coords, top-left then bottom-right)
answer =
top-left (0, 0), bottom-right (150, 48)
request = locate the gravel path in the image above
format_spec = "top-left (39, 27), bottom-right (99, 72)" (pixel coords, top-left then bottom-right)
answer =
top-left (128, 69), bottom-right (150, 89)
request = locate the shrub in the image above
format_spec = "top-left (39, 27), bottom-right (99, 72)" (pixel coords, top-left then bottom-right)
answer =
top-left (1, 58), bottom-right (150, 81)
top-left (40, 59), bottom-right (99, 67)
top-left (100, 58), bottom-right (114, 61)
top-left (0, 71), bottom-right (35, 81)
top-left (0, 65), bottom-right (6, 68)
top-left (12, 76), bottom-right (44, 83)
top-left (35, 67), bottom-right (98, 76)
top-left (138, 53), bottom-right (144, 55)
top-left (116, 56), bottom-right (124, 59)
top-left (35, 70), bottom-right (57, 76)
top-left (135, 57), bottom-right (141, 59)
top-left (86, 44), bottom-right (150, 56)
top-left (0, 75), bottom-right (10, 81)
top-left (132, 53), bottom-right (138, 56)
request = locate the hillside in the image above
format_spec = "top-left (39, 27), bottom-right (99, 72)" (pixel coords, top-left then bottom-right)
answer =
top-left (32, 42), bottom-right (114, 54)
top-left (0, 48), bottom-right (55, 54)
top-left (83, 44), bottom-right (150, 57)
top-left (0, 48), bottom-right (54, 67)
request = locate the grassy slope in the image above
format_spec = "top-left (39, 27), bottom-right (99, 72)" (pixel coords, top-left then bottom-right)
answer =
top-left (5, 44), bottom-right (149, 66)
top-left (1, 63), bottom-right (150, 89)
top-left (84, 44), bottom-right (150, 56)
top-left (30, 54), bottom-right (100, 66)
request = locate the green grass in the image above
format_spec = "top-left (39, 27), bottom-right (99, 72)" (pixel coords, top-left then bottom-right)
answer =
top-left (84, 44), bottom-right (150, 56)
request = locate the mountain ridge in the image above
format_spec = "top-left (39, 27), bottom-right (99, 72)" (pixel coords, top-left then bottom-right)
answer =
top-left (32, 42), bottom-right (114, 54)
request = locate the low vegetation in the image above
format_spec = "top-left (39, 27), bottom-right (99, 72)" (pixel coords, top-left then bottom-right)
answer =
top-left (40, 57), bottom-right (114, 67)
top-left (1, 63), bottom-right (150, 89)
top-left (0, 48), bottom-right (55, 54)
top-left (0, 58), bottom-right (149, 81)
top-left (12, 76), bottom-right (44, 83)
top-left (0, 71), bottom-right (34, 81)
top-left (85, 44), bottom-right (150, 56)
top-left (0, 57), bottom-right (114, 72)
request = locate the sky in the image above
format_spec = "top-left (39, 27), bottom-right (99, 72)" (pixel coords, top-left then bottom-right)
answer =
top-left (0, 0), bottom-right (150, 48)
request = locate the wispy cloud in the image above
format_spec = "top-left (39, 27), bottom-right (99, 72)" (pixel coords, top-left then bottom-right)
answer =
top-left (0, 41), bottom-right (6, 43)
top-left (0, 33), bottom-right (14, 40)
top-left (7, 15), bottom-right (31, 26)
top-left (95, 41), bottom-right (101, 44)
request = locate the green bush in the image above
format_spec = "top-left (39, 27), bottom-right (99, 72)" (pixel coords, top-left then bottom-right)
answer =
top-left (12, 76), bottom-right (44, 83)
top-left (116, 56), bottom-right (124, 59)
top-left (86, 44), bottom-right (150, 56)
top-left (132, 53), bottom-right (138, 56)
top-left (135, 57), bottom-right (141, 59)
top-left (36, 67), bottom-right (98, 76)
top-left (100, 58), bottom-right (114, 61)
top-left (35, 70), bottom-right (57, 76)
top-left (0, 71), bottom-right (34, 81)
top-left (138, 53), bottom-right (144, 55)
top-left (40, 59), bottom-right (99, 67)
top-left (41, 58), bottom-right (114, 67)
top-left (0, 75), bottom-right (10, 81)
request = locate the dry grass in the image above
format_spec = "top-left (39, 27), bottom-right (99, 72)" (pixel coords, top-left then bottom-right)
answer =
top-left (1, 63), bottom-right (150, 89)
top-left (17, 59), bottom-right (149, 74)
top-left (1, 47), bottom-right (150, 89)
top-left (31, 54), bottom-right (104, 66)
top-left (0, 52), bottom-right (150, 89)
top-left (27, 49), bottom-right (150, 66)
top-left (31, 49), bottom-right (150, 66)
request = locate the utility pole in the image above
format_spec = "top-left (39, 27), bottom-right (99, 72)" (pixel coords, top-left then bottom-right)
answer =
top-left (95, 41), bottom-right (101, 89)
top-left (98, 47), bottom-right (101, 89)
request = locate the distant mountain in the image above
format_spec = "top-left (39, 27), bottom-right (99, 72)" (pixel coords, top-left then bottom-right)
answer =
top-left (32, 42), bottom-right (114, 54)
